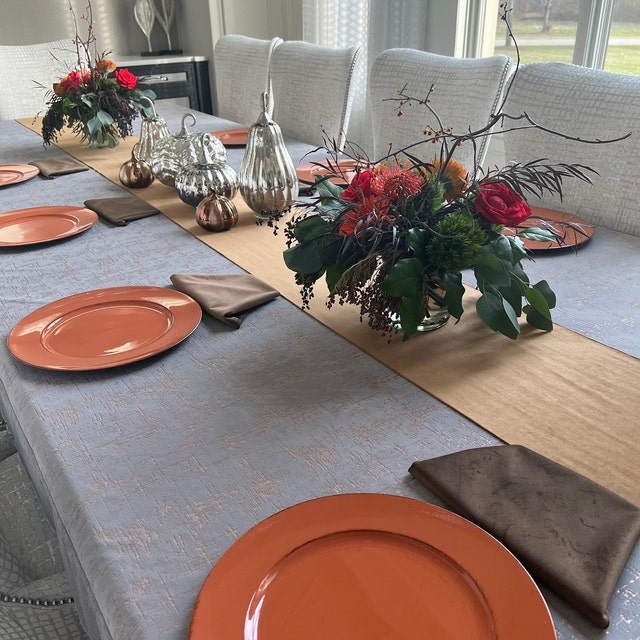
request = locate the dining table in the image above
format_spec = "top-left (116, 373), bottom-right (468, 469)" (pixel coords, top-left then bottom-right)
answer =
top-left (1, 102), bottom-right (639, 640)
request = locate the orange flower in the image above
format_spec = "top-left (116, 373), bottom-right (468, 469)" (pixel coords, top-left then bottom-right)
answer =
top-left (96, 58), bottom-right (116, 74)
top-left (421, 158), bottom-right (468, 201)
top-left (371, 162), bottom-right (424, 200)
top-left (338, 200), bottom-right (394, 236)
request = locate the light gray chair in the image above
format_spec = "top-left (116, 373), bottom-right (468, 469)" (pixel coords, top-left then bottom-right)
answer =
top-left (502, 61), bottom-right (640, 236)
top-left (369, 49), bottom-right (512, 172)
top-left (0, 426), bottom-right (89, 640)
top-left (0, 40), bottom-right (77, 120)
top-left (269, 41), bottom-right (360, 149)
top-left (213, 35), bottom-right (283, 126)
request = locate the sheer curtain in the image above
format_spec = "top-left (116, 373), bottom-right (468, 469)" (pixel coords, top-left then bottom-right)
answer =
top-left (302, 0), bottom-right (431, 155)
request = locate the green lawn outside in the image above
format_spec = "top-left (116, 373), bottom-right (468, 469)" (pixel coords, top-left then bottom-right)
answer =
top-left (496, 19), bottom-right (640, 39)
top-left (494, 44), bottom-right (640, 75)
top-left (495, 20), bottom-right (640, 75)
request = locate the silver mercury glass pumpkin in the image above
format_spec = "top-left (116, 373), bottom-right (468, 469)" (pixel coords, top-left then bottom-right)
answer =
top-left (175, 134), bottom-right (238, 207)
top-left (150, 113), bottom-right (226, 188)
top-left (239, 92), bottom-right (299, 221)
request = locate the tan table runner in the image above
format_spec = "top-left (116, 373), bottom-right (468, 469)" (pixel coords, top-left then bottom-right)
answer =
top-left (19, 119), bottom-right (640, 505)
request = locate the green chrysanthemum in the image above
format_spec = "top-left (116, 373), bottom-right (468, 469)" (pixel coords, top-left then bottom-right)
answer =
top-left (426, 209), bottom-right (488, 272)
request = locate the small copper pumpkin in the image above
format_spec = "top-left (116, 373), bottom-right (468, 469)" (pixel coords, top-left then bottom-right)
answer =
top-left (195, 192), bottom-right (238, 232)
top-left (119, 143), bottom-right (155, 188)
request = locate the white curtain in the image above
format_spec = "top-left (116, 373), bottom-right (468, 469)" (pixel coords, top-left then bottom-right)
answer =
top-left (302, 0), bottom-right (431, 155)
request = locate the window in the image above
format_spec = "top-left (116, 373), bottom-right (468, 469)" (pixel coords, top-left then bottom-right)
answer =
top-left (490, 0), bottom-right (640, 75)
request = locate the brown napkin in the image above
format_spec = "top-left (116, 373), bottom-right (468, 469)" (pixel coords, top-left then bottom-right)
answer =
top-left (170, 274), bottom-right (279, 328)
top-left (409, 445), bottom-right (640, 628)
top-left (29, 157), bottom-right (89, 179)
top-left (84, 197), bottom-right (161, 226)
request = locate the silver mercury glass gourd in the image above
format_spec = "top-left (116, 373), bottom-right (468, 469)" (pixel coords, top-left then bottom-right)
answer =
top-left (175, 134), bottom-right (238, 207)
top-left (239, 92), bottom-right (299, 221)
top-left (150, 113), bottom-right (226, 188)
top-left (137, 97), bottom-right (170, 164)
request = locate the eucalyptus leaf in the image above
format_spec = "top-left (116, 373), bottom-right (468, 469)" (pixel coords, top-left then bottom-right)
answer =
top-left (380, 258), bottom-right (423, 298)
top-left (442, 271), bottom-right (465, 320)
top-left (407, 228), bottom-right (431, 263)
top-left (473, 252), bottom-right (511, 289)
top-left (398, 296), bottom-right (424, 341)
top-left (325, 263), bottom-right (346, 291)
top-left (524, 304), bottom-right (554, 331)
top-left (518, 228), bottom-right (558, 243)
top-left (491, 234), bottom-right (525, 264)
top-left (293, 215), bottom-right (331, 243)
top-left (96, 110), bottom-right (114, 125)
top-left (86, 116), bottom-right (101, 135)
top-left (497, 277), bottom-right (524, 317)
top-left (476, 292), bottom-right (520, 339)
top-left (316, 177), bottom-right (344, 200)
top-left (283, 241), bottom-right (324, 274)
top-left (533, 280), bottom-right (557, 309)
top-left (524, 285), bottom-right (552, 320)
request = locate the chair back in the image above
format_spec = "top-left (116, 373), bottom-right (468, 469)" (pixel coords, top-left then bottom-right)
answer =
top-left (214, 35), bottom-right (282, 126)
top-left (269, 41), bottom-right (360, 149)
top-left (0, 40), bottom-right (76, 120)
top-left (369, 49), bottom-right (512, 172)
top-left (502, 61), bottom-right (640, 236)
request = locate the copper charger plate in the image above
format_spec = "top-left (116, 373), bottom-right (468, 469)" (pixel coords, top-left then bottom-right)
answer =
top-left (8, 286), bottom-right (202, 371)
top-left (296, 158), bottom-right (358, 187)
top-left (505, 207), bottom-right (594, 251)
top-left (0, 206), bottom-right (98, 247)
top-left (189, 494), bottom-right (556, 640)
top-left (212, 128), bottom-right (249, 147)
top-left (0, 164), bottom-right (40, 187)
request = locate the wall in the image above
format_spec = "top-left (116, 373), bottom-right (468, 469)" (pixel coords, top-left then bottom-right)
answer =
top-left (0, 0), bottom-right (208, 58)
top-left (218, 0), bottom-right (302, 40)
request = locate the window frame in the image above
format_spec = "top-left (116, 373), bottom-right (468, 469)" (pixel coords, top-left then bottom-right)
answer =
top-left (461, 0), bottom-right (616, 69)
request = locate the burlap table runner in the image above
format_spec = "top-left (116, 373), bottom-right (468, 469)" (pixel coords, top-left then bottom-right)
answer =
top-left (18, 119), bottom-right (640, 506)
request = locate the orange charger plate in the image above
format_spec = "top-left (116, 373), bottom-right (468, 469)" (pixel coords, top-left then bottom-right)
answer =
top-left (0, 163), bottom-right (40, 187)
top-left (8, 286), bottom-right (202, 371)
top-left (190, 493), bottom-right (556, 640)
top-left (212, 128), bottom-right (249, 147)
top-left (0, 206), bottom-right (98, 247)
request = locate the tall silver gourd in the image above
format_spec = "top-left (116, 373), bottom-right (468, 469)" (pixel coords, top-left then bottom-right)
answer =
top-left (239, 92), bottom-right (299, 221)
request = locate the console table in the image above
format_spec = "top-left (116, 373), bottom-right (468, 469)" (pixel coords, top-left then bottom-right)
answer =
top-left (114, 55), bottom-right (213, 114)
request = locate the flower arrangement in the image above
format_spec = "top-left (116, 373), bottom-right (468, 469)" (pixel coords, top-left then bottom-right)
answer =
top-left (41, 1), bottom-right (156, 148)
top-left (282, 6), bottom-right (625, 341)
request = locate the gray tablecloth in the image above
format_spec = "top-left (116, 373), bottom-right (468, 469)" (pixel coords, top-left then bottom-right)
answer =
top-left (1, 106), bottom-right (639, 640)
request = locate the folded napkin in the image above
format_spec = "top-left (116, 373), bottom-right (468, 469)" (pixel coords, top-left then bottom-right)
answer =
top-left (29, 157), bottom-right (89, 179)
top-left (84, 197), bottom-right (161, 226)
top-left (170, 274), bottom-right (279, 329)
top-left (409, 445), bottom-right (640, 628)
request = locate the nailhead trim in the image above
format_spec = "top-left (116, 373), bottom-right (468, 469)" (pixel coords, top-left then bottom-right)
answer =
top-left (0, 593), bottom-right (74, 607)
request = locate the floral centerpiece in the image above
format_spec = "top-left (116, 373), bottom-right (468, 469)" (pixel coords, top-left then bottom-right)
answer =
top-left (41, 1), bottom-right (156, 148)
top-left (282, 7), bottom-right (624, 341)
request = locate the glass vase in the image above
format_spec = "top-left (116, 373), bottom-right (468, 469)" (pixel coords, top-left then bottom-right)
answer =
top-left (387, 287), bottom-right (450, 333)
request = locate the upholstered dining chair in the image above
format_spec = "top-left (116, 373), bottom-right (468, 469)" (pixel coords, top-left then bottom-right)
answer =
top-left (369, 49), bottom-right (512, 173)
top-left (501, 61), bottom-right (640, 236)
top-left (269, 41), bottom-right (360, 149)
top-left (0, 40), bottom-right (76, 120)
top-left (213, 35), bottom-right (283, 126)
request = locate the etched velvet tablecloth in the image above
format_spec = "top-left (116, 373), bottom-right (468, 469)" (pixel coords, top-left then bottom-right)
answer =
top-left (2, 110), bottom-right (638, 640)
top-left (17, 114), bottom-right (640, 507)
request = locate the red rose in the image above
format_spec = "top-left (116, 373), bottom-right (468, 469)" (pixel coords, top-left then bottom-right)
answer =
top-left (115, 68), bottom-right (138, 90)
top-left (58, 70), bottom-right (85, 93)
top-left (341, 170), bottom-right (375, 204)
top-left (474, 181), bottom-right (532, 225)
